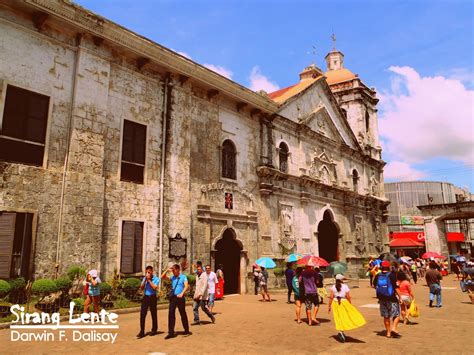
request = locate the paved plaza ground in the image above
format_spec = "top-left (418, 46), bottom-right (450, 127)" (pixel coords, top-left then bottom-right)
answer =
top-left (1, 277), bottom-right (473, 354)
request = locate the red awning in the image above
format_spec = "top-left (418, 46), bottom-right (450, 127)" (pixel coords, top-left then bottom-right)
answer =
top-left (390, 238), bottom-right (425, 248)
top-left (447, 232), bottom-right (464, 242)
top-left (390, 232), bottom-right (425, 242)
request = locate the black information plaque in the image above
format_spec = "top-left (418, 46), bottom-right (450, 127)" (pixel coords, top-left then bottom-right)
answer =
top-left (169, 233), bottom-right (187, 259)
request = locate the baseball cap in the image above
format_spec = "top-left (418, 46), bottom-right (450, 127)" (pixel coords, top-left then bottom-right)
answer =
top-left (381, 260), bottom-right (391, 268)
top-left (335, 274), bottom-right (344, 280)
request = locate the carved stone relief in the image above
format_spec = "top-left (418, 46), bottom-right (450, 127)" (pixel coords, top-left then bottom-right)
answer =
top-left (279, 204), bottom-right (296, 251)
top-left (370, 171), bottom-right (379, 196)
top-left (308, 148), bottom-right (338, 185)
top-left (354, 215), bottom-right (365, 255)
top-left (374, 219), bottom-right (384, 253)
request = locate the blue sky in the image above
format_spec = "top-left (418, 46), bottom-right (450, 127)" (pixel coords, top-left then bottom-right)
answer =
top-left (75, 0), bottom-right (474, 191)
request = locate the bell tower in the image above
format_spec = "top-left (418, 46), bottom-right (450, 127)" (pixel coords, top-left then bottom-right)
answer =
top-left (323, 38), bottom-right (381, 161)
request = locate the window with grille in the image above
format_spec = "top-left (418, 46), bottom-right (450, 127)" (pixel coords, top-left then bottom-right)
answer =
top-left (352, 169), bottom-right (359, 192)
top-left (120, 221), bottom-right (143, 274)
top-left (0, 85), bottom-right (50, 166)
top-left (121, 120), bottom-right (146, 184)
top-left (221, 139), bottom-right (236, 180)
top-left (279, 142), bottom-right (289, 173)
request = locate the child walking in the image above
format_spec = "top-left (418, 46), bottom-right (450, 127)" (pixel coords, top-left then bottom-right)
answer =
top-left (328, 274), bottom-right (366, 343)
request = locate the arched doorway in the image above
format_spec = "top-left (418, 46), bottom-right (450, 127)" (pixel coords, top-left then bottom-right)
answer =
top-left (215, 229), bottom-right (242, 294)
top-left (317, 210), bottom-right (339, 262)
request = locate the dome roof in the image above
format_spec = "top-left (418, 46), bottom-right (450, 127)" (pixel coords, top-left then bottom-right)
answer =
top-left (324, 68), bottom-right (357, 85)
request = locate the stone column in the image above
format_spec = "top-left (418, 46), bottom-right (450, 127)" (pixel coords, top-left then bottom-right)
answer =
top-left (266, 119), bottom-right (274, 167)
top-left (259, 117), bottom-right (268, 165)
top-left (240, 251), bottom-right (248, 294)
top-left (424, 216), bottom-right (448, 255)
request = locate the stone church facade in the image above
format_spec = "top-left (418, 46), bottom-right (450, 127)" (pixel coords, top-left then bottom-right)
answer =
top-left (0, 0), bottom-right (389, 293)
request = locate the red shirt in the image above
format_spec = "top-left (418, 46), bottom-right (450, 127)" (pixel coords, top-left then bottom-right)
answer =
top-left (398, 280), bottom-right (411, 296)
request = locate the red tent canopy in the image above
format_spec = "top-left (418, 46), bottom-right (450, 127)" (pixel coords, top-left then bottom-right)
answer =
top-left (390, 238), bottom-right (424, 248)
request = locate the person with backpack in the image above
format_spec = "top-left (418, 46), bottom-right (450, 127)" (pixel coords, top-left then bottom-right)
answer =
top-left (374, 260), bottom-right (401, 338)
top-left (292, 267), bottom-right (304, 324)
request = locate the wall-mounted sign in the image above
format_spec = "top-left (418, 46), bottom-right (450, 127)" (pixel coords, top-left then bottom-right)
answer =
top-left (169, 233), bottom-right (187, 259)
top-left (225, 192), bottom-right (233, 209)
top-left (401, 216), bottom-right (424, 225)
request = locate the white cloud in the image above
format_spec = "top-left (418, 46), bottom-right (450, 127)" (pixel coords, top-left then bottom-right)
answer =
top-left (438, 67), bottom-right (474, 87)
top-left (379, 66), bottom-right (474, 166)
top-left (203, 64), bottom-right (233, 79)
top-left (384, 161), bottom-right (426, 181)
top-left (248, 66), bottom-right (280, 92)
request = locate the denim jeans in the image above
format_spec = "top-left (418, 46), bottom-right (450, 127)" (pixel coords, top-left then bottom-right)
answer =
top-left (429, 284), bottom-right (442, 306)
top-left (192, 299), bottom-right (213, 322)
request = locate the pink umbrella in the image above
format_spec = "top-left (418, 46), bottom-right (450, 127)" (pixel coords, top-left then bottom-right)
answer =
top-left (421, 252), bottom-right (445, 259)
top-left (296, 255), bottom-right (329, 267)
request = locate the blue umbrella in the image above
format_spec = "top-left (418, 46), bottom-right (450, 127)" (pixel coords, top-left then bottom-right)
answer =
top-left (286, 253), bottom-right (303, 262)
top-left (255, 257), bottom-right (276, 269)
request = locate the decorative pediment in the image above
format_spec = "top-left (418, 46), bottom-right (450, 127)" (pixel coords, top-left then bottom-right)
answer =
top-left (308, 148), bottom-right (338, 185)
top-left (298, 105), bottom-right (342, 142)
top-left (313, 149), bottom-right (336, 166)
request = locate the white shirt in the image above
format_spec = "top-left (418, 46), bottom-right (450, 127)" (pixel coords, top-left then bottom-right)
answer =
top-left (207, 271), bottom-right (218, 293)
top-left (331, 284), bottom-right (350, 298)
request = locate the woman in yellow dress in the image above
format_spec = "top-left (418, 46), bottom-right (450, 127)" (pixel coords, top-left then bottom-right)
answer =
top-left (328, 274), bottom-right (366, 342)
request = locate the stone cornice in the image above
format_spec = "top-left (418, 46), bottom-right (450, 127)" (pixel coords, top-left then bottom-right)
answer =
top-left (256, 166), bottom-right (390, 209)
top-left (24, 0), bottom-right (279, 114)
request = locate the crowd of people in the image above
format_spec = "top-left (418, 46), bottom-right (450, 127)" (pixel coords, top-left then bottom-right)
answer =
top-left (135, 262), bottom-right (224, 339)
top-left (79, 253), bottom-right (473, 344)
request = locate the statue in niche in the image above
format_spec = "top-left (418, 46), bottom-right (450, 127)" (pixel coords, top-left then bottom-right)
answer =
top-left (309, 160), bottom-right (318, 179)
top-left (279, 206), bottom-right (296, 250)
top-left (370, 172), bottom-right (379, 196)
top-left (354, 215), bottom-right (365, 255)
top-left (374, 219), bottom-right (384, 253)
top-left (320, 166), bottom-right (330, 185)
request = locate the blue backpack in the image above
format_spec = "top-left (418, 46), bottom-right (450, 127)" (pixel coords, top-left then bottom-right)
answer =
top-left (376, 272), bottom-right (394, 298)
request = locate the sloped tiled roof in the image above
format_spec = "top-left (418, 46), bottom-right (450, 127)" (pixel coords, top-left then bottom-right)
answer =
top-left (268, 77), bottom-right (320, 104)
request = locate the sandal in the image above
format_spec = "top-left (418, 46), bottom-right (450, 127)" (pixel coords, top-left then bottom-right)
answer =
top-left (391, 331), bottom-right (401, 338)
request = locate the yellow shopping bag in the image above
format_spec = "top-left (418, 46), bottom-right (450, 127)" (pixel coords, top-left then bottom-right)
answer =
top-left (409, 299), bottom-right (420, 318)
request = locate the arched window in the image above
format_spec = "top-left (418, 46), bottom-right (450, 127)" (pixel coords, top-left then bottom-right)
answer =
top-left (222, 139), bottom-right (236, 180)
top-left (352, 169), bottom-right (359, 192)
top-left (365, 109), bottom-right (370, 132)
top-left (341, 108), bottom-right (347, 119)
top-left (279, 142), bottom-right (289, 173)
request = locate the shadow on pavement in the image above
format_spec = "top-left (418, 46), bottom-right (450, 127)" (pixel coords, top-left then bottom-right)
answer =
top-left (330, 335), bottom-right (365, 343)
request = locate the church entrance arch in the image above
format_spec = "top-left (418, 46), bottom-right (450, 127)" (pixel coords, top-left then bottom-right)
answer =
top-left (317, 210), bottom-right (339, 262)
top-left (215, 228), bottom-right (242, 294)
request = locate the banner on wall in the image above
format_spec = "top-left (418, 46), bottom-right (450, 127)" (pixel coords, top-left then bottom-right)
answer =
top-left (401, 215), bottom-right (424, 225)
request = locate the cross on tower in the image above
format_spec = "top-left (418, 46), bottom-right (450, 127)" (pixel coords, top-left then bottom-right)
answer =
top-left (331, 33), bottom-right (337, 50)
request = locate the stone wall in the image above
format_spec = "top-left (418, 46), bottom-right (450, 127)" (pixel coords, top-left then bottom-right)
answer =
top-left (0, 2), bottom-right (389, 288)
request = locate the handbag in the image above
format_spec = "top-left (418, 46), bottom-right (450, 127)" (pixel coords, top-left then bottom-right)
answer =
top-left (167, 276), bottom-right (179, 300)
top-left (409, 299), bottom-right (420, 318)
top-left (83, 282), bottom-right (89, 296)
